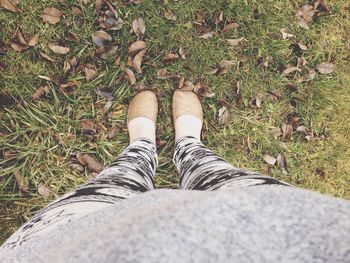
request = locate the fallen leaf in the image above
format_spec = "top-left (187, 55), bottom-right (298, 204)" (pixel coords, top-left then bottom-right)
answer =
top-left (82, 154), bottom-right (104, 173)
top-left (95, 86), bottom-right (114, 100)
top-left (282, 66), bottom-right (301, 76)
top-left (38, 182), bottom-right (50, 198)
top-left (32, 85), bottom-right (50, 100)
top-left (316, 62), bottom-right (334, 75)
top-left (13, 169), bottom-right (28, 194)
top-left (42, 7), bottom-right (63, 25)
top-left (95, 0), bottom-right (104, 10)
top-left (164, 8), bottom-right (177, 21)
top-left (133, 48), bottom-right (147, 73)
top-left (199, 31), bottom-right (215, 39)
top-left (179, 47), bottom-right (185, 59)
top-left (215, 11), bottom-right (224, 25)
top-left (65, 32), bottom-right (80, 42)
top-left (225, 37), bottom-right (246, 47)
top-left (217, 60), bottom-right (234, 76)
top-left (132, 17), bottom-right (146, 37)
top-left (263, 154), bottom-right (277, 165)
top-left (282, 123), bottom-right (293, 140)
top-left (10, 29), bottom-right (28, 52)
top-left (124, 68), bottom-right (136, 85)
top-left (28, 32), bottom-right (40, 47)
top-left (297, 56), bottom-right (307, 69)
top-left (48, 44), bottom-right (70, 54)
top-left (156, 68), bottom-right (172, 79)
top-left (195, 84), bottom-right (215, 98)
top-left (39, 51), bottom-right (55, 62)
top-left (85, 67), bottom-right (97, 81)
top-left (128, 40), bottom-right (146, 55)
top-left (270, 127), bottom-right (282, 138)
top-left (71, 6), bottom-right (83, 16)
top-left (277, 153), bottom-right (288, 174)
top-left (92, 30), bottom-right (112, 47)
top-left (218, 106), bottom-right (230, 125)
top-left (223, 22), bottom-right (239, 31)
top-left (81, 119), bottom-right (96, 134)
top-left (97, 46), bottom-right (118, 59)
top-left (280, 28), bottom-right (294, 39)
top-left (296, 42), bottom-right (308, 51)
top-left (296, 5), bottom-right (314, 30)
top-left (301, 69), bottom-right (316, 82)
top-left (69, 163), bottom-right (85, 172)
top-left (0, 0), bottom-right (20, 13)
top-left (108, 126), bottom-right (121, 139)
top-left (162, 52), bottom-right (178, 63)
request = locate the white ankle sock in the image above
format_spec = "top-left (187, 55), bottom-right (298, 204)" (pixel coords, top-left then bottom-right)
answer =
top-left (175, 114), bottom-right (202, 142)
top-left (128, 117), bottom-right (156, 143)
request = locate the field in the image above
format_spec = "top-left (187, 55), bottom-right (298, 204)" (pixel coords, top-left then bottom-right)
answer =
top-left (0, 0), bottom-right (349, 244)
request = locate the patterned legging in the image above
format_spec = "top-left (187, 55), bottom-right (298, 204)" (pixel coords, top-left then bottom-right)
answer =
top-left (1, 136), bottom-right (288, 252)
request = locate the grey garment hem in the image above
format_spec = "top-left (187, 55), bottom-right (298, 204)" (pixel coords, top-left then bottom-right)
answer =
top-left (1, 186), bottom-right (350, 263)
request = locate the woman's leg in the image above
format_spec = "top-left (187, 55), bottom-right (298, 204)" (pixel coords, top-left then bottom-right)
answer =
top-left (174, 136), bottom-right (288, 190)
top-left (1, 91), bottom-right (159, 251)
top-left (1, 138), bottom-right (157, 251)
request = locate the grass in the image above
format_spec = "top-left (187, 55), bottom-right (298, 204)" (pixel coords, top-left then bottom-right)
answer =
top-left (1, 0), bottom-right (350, 244)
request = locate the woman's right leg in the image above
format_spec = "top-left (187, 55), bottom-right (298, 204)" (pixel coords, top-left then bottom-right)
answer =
top-left (172, 90), bottom-right (288, 190)
top-left (174, 136), bottom-right (289, 190)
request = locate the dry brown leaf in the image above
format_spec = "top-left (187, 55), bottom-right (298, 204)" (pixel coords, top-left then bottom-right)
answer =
top-left (282, 66), bottom-right (301, 76)
top-left (48, 44), bottom-right (70, 54)
top-left (301, 69), bottom-right (316, 82)
top-left (132, 17), bottom-right (146, 37)
top-left (81, 119), bottom-right (96, 134)
top-left (179, 47), bottom-right (185, 59)
top-left (162, 52), bottom-right (178, 63)
top-left (223, 22), bottom-right (239, 31)
top-left (85, 67), bottom-right (97, 81)
top-left (42, 7), bottom-right (63, 25)
top-left (1, 0), bottom-right (20, 13)
top-left (296, 42), bottom-right (308, 51)
top-left (39, 51), bottom-right (55, 62)
top-left (296, 4), bottom-right (315, 30)
top-left (199, 31), bottom-right (215, 39)
top-left (225, 37), bottom-right (246, 47)
top-left (13, 169), bottom-right (28, 194)
top-left (164, 8), bottom-right (177, 21)
top-left (92, 30), bottom-right (112, 47)
top-left (133, 48), bottom-right (147, 73)
top-left (124, 68), bottom-right (136, 85)
top-left (107, 126), bottom-right (121, 139)
top-left (69, 163), bottom-right (85, 172)
top-left (215, 11), bottom-right (224, 25)
top-left (97, 46), bottom-right (118, 59)
top-left (65, 32), bottom-right (80, 42)
top-left (280, 28), bottom-right (294, 39)
top-left (28, 32), bottom-right (40, 47)
top-left (38, 182), bottom-right (50, 198)
top-left (217, 60), bottom-right (234, 76)
top-left (72, 6), bottom-right (83, 16)
top-left (95, 0), bottom-right (104, 10)
top-left (177, 76), bottom-right (185, 89)
top-left (96, 86), bottom-right (114, 101)
top-left (128, 40), bottom-right (146, 55)
top-left (156, 68), bottom-right (172, 79)
top-left (10, 29), bottom-right (28, 52)
top-left (282, 123), bottom-right (293, 140)
top-left (277, 153), bottom-right (288, 175)
top-left (316, 62), bottom-right (334, 75)
top-left (263, 154), bottom-right (277, 165)
top-left (32, 85), bottom-right (50, 100)
top-left (79, 154), bottom-right (104, 173)
top-left (297, 56), bottom-right (307, 69)
top-left (195, 84), bottom-right (215, 98)
top-left (218, 106), bottom-right (230, 125)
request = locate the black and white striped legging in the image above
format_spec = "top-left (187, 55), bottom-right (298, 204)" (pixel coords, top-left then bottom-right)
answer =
top-left (1, 136), bottom-right (288, 251)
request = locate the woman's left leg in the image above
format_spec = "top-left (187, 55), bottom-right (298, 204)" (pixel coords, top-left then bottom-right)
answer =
top-left (1, 138), bottom-right (157, 252)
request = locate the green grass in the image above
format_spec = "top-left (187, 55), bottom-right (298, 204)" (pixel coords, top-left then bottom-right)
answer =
top-left (1, 0), bottom-right (349, 244)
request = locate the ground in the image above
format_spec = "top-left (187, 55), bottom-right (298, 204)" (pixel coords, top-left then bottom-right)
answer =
top-left (0, 0), bottom-right (349, 245)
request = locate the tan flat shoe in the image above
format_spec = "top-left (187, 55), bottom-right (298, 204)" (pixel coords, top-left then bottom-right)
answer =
top-left (127, 91), bottom-right (158, 124)
top-left (172, 90), bottom-right (203, 122)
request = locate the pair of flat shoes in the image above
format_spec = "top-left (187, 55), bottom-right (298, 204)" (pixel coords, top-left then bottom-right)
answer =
top-left (127, 90), bottom-right (203, 125)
